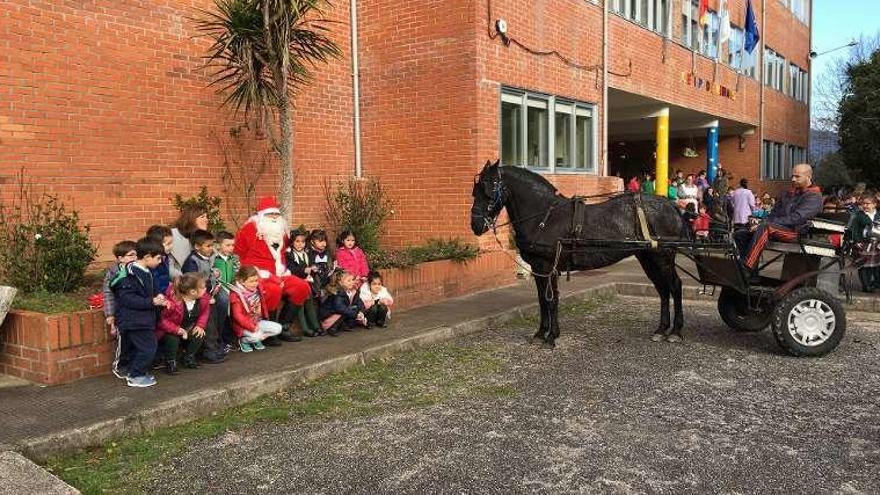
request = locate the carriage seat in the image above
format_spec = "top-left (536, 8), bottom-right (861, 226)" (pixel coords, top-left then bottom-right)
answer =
top-left (764, 218), bottom-right (845, 258)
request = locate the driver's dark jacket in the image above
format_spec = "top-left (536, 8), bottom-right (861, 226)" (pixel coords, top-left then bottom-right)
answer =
top-left (767, 185), bottom-right (823, 232)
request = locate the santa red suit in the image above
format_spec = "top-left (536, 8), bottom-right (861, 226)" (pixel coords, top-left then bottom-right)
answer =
top-left (234, 197), bottom-right (310, 312)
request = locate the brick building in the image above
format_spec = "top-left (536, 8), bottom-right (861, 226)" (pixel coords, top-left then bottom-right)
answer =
top-left (2, 0), bottom-right (810, 258)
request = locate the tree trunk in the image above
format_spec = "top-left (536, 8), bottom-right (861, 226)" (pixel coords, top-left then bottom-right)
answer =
top-left (277, 94), bottom-right (294, 220)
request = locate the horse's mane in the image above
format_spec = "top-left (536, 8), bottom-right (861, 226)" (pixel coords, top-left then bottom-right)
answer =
top-left (498, 166), bottom-right (559, 196)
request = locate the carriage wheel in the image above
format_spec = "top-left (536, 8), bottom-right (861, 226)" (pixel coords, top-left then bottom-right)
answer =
top-left (771, 287), bottom-right (846, 357)
top-left (717, 287), bottom-right (772, 332)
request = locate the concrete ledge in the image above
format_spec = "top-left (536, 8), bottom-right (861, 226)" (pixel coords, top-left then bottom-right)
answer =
top-left (0, 451), bottom-right (79, 495)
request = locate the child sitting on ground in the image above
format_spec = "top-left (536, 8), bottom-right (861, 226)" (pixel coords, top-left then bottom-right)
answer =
top-left (287, 228), bottom-right (321, 337)
top-left (335, 229), bottom-right (369, 285)
top-left (319, 271), bottom-right (369, 336)
top-left (104, 240), bottom-right (137, 380)
top-left (111, 238), bottom-right (168, 388)
top-left (182, 229), bottom-right (227, 364)
top-left (307, 229), bottom-right (335, 300)
top-left (155, 273), bottom-right (210, 374)
top-left (230, 265), bottom-right (282, 352)
top-left (359, 270), bottom-right (394, 327)
top-left (212, 231), bottom-right (240, 350)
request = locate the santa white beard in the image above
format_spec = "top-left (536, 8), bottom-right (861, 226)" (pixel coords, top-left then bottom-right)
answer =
top-left (257, 214), bottom-right (287, 247)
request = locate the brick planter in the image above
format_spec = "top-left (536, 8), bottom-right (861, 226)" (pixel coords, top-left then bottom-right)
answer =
top-left (0, 251), bottom-right (516, 385)
top-left (0, 308), bottom-right (111, 385)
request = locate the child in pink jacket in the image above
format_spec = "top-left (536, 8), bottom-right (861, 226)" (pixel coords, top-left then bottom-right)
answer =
top-left (155, 273), bottom-right (210, 374)
top-left (335, 230), bottom-right (369, 284)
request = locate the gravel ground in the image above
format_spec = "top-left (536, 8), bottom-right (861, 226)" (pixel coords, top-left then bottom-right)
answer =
top-left (146, 296), bottom-right (880, 494)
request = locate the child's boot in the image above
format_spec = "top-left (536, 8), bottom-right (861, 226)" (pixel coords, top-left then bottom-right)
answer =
top-left (165, 359), bottom-right (179, 375)
top-left (182, 354), bottom-right (199, 369)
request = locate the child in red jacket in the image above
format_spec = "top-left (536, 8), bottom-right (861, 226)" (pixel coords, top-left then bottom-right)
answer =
top-left (692, 204), bottom-right (711, 239)
top-left (230, 265), bottom-right (282, 353)
top-left (335, 230), bottom-right (369, 285)
top-left (155, 273), bottom-right (210, 374)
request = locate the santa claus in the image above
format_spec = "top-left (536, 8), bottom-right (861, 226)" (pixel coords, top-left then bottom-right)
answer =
top-left (234, 197), bottom-right (311, 319)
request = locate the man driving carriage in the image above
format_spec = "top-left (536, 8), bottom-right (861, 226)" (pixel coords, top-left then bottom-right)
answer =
top-left (733, 163), bottom-right (823, 278)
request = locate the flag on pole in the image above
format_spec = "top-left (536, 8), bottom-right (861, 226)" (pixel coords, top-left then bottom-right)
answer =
top-left (718, 0), bottom-right (731, 47)
top-left (744, 0), bottom-right (760, 54)
top-left (698, 0), bottom-right (710, 27)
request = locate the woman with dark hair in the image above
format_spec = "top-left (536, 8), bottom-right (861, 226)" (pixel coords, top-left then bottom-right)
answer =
top-left (169, 205), bottom-right (209, 277)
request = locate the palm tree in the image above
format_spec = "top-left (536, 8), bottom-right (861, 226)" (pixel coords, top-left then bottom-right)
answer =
top-left (197, 0), bottom-right (341, 219)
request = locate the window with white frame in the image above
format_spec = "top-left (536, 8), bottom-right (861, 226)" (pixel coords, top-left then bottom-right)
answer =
top-left (681, 0), bottom-right (718, 57)
top-left (763, 47), bottom-right (785, 91)
top-left (611, 0), bottom-right (670, 36)
top-left (787, 63), bottom-right (809, 103)
top-left (501, 89), bottom-right (596, 173)
top-left (762, 140), bottom-right (786, 180)
top-left (727, 26), bottom-right (757, 78)
top-left (790, 0), bottom-right (809, 24)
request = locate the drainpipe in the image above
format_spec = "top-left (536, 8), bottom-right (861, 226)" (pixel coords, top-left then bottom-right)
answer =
top-left (602, 0), bottom-right (609, 178)
top-left (758, 0), bottom-right (766, 182)
top-left (350, 0), bottom-right (363, 178)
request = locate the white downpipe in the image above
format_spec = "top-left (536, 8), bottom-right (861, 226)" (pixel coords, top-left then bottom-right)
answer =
top-left (602, 0), bottom-right (609, 178)
top-left (350, 0), bottom-right (362, 177)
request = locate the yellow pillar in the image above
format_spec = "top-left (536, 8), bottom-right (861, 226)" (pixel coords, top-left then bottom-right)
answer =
top-left (654, 108), bottom-right (670, 197)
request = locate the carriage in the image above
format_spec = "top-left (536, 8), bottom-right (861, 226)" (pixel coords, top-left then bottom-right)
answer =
top-left (470, 161), bottom-right (852, 357)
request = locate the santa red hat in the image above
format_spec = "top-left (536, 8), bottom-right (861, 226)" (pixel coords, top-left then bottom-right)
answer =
top-left (256, 196), bottom-right (281, 215)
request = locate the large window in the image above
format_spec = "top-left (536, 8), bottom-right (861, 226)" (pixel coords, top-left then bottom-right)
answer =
top-left (788, 145), bottom-right (807, 168)
top-left (727, 26), bottom-right (757, 78)
top-left (611, 0), bottom-right (670, 36)
top-left (501, 89), bottom-right (596, 173)
top-left (680, 0), bottom-right (717, 57)
top-left (762, 140), bottom-right (786, 180)
top-left (787, 63), bottom-right (809, 103)
top-left (790, 0), bottom-right (809, 24)
top-left (763, 47), bottom-right (785, 92)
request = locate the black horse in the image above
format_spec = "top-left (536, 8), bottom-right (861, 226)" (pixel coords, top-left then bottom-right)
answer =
top-left (470, 160), bottom-right (687, 347)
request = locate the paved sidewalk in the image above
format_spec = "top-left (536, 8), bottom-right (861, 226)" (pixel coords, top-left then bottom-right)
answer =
top-left (1, 257), bottom-right (877, 462)
top-left (0, 263), bottom-right (633, 460)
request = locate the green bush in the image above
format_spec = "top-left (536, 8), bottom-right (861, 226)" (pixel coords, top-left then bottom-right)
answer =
top-left (372, 238), bottom-right (480, 269)
top-left (0, 175), bottom-right (98, 293)
top-left (323, 177), bottom-right (392, 256)
top-left (173, 186), bottom-right (226, 232)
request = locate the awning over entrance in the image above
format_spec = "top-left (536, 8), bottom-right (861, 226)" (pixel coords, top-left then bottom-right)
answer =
top-left (608, 88), bottom-right (754, 140)
top-left (608, 88), bottom-right (756, 192)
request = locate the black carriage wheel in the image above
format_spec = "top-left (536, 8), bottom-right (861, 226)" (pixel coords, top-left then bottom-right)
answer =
top-left (771, 287), bottom-right (846, 357)
top-left (717, 287), bottom-right (772, 332)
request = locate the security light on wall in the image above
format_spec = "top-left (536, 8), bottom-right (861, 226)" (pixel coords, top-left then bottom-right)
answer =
top-left (739, 129), bottom-right (756, 151)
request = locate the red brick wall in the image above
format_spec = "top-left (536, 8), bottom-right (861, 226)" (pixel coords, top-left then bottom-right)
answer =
top-left (0, 0), bottom-right (354, 264)
top-left (1, 0), bottom-right (810, 260)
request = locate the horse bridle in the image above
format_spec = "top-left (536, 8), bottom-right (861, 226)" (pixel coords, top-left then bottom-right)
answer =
top-left (473, 166), bottom-right (506, 231)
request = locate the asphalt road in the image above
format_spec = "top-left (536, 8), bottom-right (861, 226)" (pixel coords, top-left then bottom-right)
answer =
top-left (147, 296), bottom-right (880, 494)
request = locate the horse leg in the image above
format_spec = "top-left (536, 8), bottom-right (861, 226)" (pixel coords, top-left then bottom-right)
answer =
top-left (635, 252), bottom-right (671, 342)
top-left (529, 276), bottom-right (550, 344)
top-left (543, 274), bottom-right (560, 349)
top-left (659, 252), bottom-right (685, 343)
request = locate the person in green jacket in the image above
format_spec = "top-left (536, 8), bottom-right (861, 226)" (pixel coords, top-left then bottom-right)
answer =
top-left (640, 173), bottom-right (655, 195)
top-left (667, 179), bottom-right (678, 201)
top-left (212, 231), bottom-right (241, 348)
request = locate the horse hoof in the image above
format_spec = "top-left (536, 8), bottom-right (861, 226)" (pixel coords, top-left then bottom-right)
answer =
top-left (540, 341), bottom-right (556, 350)
top-left (528, 336), bottom-right (541, 345)
top-left (666, 334), bottom-right (683, 343)
top-left (650, 333), bottom-right (665, 342)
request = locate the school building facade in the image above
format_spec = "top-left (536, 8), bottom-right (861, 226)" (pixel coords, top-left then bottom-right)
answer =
top-left (1, 0), bottom-right (810, 259)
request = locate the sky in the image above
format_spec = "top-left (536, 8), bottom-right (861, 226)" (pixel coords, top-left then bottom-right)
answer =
top-left (810, 0), bottom-right (880, 123)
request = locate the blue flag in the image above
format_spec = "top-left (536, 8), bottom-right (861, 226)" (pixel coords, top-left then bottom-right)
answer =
top-left (744, 0), bottom-right (760, 54)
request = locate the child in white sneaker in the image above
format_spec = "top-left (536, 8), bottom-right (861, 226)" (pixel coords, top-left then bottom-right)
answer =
top-left (229, 265), bottom-right (282, 352)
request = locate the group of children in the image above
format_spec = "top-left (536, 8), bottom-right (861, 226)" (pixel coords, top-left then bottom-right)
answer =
top-left (104, 226), bottom-right (393, 388)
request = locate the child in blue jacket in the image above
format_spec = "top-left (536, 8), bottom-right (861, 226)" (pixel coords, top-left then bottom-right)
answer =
top-left (111, 238), bottom-right (168, 388)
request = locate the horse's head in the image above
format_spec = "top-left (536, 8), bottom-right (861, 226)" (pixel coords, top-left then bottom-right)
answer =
top-left (470, 159), bottom-right (506, 235)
